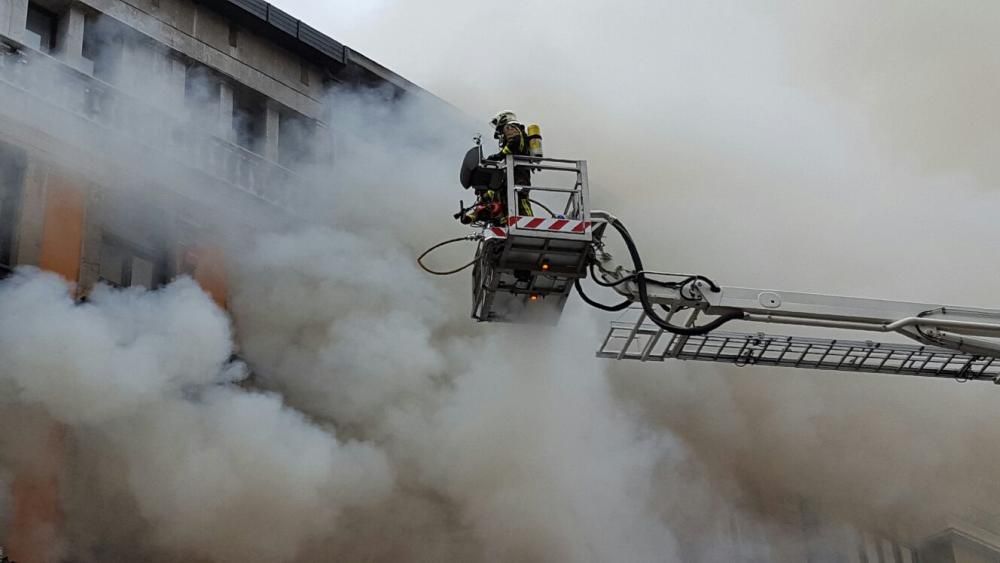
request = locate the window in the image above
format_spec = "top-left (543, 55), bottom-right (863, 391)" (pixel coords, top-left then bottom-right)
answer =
top-left (184, 63), bottom-right (221, 123)
top-left (278, 112), bottom-right (316, 167)
top-left (98, 234), bottom-right (167, 288)
top-left (0, 144), bottom-right (26, 275)
top-left (25, 2), bottom-right (58, 53)
top-left (228, 23), bottom-right (239, 48)
top-left (82, 14), bottom-right (124, 82)
top-left (233, 87), bottom-right (265, 153)
top-left (300, 61), bottom-right (310, 86)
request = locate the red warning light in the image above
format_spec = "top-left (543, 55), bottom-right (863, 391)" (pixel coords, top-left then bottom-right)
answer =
top-left (541, 261), bottom-right (550, 271)
top-left (530, 294), bottom-right (540, 302)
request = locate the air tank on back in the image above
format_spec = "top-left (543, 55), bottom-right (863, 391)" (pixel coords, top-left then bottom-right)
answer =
top-left (527, 124), bottom-right (543, 158)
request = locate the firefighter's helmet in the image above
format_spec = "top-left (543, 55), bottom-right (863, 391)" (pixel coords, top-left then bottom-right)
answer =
top-left (491, 111), bottom-right (518, 131)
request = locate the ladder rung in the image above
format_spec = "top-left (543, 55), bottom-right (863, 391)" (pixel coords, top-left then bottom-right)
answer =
top-left (597, 327), bottom-right (1000, 383)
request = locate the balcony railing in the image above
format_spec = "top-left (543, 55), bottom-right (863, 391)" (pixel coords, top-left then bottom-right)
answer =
top-left (0, 42), bottom-right (299, 209)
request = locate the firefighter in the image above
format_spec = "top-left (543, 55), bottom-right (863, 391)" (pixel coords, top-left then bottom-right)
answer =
top-left (486, 111), bottom-right (533, 216)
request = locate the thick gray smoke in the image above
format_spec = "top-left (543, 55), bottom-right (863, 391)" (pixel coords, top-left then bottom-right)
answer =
top-left (227, 92), bottom-right (683, 561)
top-left (0, 272), bottom-right (234, 424)
top-left (275, 0), bottom-right (1000, 552)
top-left (5, 0), bottom-right (1000, 560)
top-left (1, 32), bottom-right (682, 563)
top-left (0, 270), bottom-right (393, 561)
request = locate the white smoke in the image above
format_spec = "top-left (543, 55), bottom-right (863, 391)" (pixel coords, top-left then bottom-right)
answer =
top-left (103, 387), bottom-right (393, 562)
top-left (0, 70), bottom-right (686, 560)
top-left (232, 226), bottom-right (450, 429)
top-left (270, 0), bottom-right (1000, 552)
top-left (226, 90), bottom-right (683, 561)
top-left (0, 270), bottom-right (234, 424)
top-left (232, 225), bottom-right (683, 558)
top-left (408, 320), bottom-right (682, 562)
top-left (6, 0), bottom-right (1000, 560)
top-left (0, 269), bottom-right (394, 562)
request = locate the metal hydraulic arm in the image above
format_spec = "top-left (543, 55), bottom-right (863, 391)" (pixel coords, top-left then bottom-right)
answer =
top-left (588, 211), bottom-right (1000, 382)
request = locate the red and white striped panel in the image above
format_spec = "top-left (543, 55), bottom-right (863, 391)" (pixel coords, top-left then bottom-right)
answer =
top-left (483, 226), bottom-right (508, 240)
top-left (508, 216), bottom-right (591, 234)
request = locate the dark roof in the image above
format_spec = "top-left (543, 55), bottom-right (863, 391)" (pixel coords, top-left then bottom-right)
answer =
top-left (198, 0), bottom-right (346, 66)
top-left (196, 0), bottom-right (464, 113)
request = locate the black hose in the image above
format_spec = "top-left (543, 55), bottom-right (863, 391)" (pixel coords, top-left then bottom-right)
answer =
top-left (574, 279), bottom-right (633, 311)
top-left (589, 263), bottom-right (635, 288)
top-left (418, 236), bottom-right (480, 276)
top-left (526, 198), bottom-right (557, 217)
top-left (603, 218), bottom-right (742, 336)
top-left (588, 263), bottom-right (690, 290)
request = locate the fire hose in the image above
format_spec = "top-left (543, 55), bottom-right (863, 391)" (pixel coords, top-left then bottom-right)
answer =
top-left (417, 235), bottom-right (482, 276)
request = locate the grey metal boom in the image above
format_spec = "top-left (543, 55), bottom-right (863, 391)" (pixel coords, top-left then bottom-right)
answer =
top-left (599, 311), bottom-right (1000, 382)
top-left (590, 212), bottom-right (1000, 379)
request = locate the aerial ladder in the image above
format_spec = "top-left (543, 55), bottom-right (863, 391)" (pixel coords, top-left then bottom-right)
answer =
top-left (420, 144), bottom-right (1000, 383)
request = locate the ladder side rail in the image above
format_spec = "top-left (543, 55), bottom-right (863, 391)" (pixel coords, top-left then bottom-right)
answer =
top-left (635, 283), bottom-right (1000, 326)
top-left (597, 325), bottom-right (1000, 382)
top-left (600, 276), bottom-right (1000, 357)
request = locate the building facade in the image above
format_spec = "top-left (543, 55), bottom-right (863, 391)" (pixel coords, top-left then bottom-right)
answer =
top-left (0, 0), bottom-right (430, 295)
top-left (0, 0), bottom-right (438, 559)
